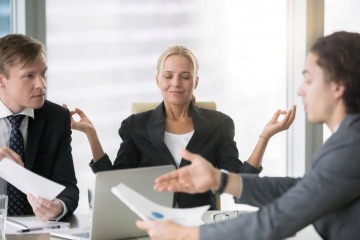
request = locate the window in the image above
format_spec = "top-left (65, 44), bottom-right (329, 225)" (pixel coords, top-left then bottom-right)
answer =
top-left (0, 0), bottom-right (10, 37)
top-left (46, 0), bottom-right (288, 212)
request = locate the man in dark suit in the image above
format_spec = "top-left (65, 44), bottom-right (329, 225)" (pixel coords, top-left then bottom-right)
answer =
top-left (0, 34), bottom-right (79, 221)
top-left (136, 31), bottom-right (360, 240)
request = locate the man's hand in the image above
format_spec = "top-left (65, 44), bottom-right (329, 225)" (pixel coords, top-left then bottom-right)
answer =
top-left (0, 147), bottom-right (24, 166)
top-left (155, 149), bottom-right (219, 193)
top-left (136, 220), bottom-right (199, 240)
top-left (27, 194), bottom-right (63, 221)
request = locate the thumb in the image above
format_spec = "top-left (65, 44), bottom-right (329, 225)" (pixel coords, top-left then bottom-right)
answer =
top-left (180, 149), bottom-right (197, 163)
top-left (136, 220), bottom-right (153, 230)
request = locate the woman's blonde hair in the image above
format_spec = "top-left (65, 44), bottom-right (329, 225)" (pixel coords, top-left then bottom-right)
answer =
top-left (157, 46), bottom-right (199, 103)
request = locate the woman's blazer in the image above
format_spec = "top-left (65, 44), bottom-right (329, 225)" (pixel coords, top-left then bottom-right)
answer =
top-left (90, 102), bottom-right (260, 209)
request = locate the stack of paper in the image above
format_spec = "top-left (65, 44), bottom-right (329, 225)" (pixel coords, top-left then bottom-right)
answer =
top-left (111, 183), bottom-right (209, 226)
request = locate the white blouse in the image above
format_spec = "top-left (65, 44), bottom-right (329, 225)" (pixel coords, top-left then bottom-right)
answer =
top-left (164, 130), bottom-right (194, 167)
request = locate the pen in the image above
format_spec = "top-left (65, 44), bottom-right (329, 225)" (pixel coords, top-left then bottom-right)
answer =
top-left (20, 225), bottom-right (61, 233)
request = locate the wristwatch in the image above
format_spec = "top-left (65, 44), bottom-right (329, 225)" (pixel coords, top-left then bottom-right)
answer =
top-left (213, 169), bottom-right (229, 195)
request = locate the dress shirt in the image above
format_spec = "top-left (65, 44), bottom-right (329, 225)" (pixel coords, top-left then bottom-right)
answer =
top-left (0, 100), bottom-right (67, 219)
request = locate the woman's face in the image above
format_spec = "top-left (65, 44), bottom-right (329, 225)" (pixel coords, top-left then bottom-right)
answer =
top-left (156, 54), bottom-right (198, 106)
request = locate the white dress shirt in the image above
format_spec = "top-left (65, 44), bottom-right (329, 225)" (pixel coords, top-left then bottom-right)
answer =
top-left (0, 100), bottom-right (33, 194)
top-left (0, 100), bottom-right (67, 219)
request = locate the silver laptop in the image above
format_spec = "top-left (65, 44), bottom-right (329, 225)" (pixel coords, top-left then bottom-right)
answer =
top-left (51, 165), bottom-right (174, 240)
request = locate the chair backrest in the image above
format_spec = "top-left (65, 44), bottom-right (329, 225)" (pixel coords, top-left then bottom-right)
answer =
top-left (131, 101), bottom-right (221, 210)
top-left (131, 101), bottom-right (216, 114)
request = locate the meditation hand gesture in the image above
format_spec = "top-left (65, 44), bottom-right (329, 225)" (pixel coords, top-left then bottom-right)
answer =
top-left (63, 104), bottom-right (94, 134)
top-left (261, 105), bottom-right (296, 139)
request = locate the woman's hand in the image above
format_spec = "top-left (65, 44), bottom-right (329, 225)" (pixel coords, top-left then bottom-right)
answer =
top-left (261, 105), bottom-right (296, 139)
top-left (63, 104), bottom-right (94, 134)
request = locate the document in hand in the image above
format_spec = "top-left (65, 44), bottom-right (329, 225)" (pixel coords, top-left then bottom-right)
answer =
top-left (111, 183), bottom-right (210, 226)
top-left (0, 158), bottom-right (65, 200)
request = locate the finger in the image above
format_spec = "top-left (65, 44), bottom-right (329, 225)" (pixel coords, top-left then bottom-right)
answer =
top-left (0, 148), bottom-right (24, 166)
top-left (36, 197), bottom-right (53, 208)
top-left (282, 107), bottom-right (296, 127)
top-left (136, 220), bottom-right (153, 230)
top-left (27, 194), bottom-right (47, 221)
top-left (156, 178), bottom-right (196, 193)
top-left (271, 109), bottom-right (282, 121)
top-left (278, 110), bottom-right (292, 128)
top-left (282, 106), bottom-right (296, 128)
top-left (74, 108), bottom-right (87, 118)
top-left (291, 105), bottom-right (297, 121)
top-left (31, 197), bottom-right (53, 221)
top-left (27, 193), bottom-right (36, 205)
top-left (155, 181), bottom-right (180, 192)
top-left (155, 170), bottom-right (179, 184)
top-left (180, 149), bottom-right (198, 163)
top-left (62, 104), bottom-right (68, 109)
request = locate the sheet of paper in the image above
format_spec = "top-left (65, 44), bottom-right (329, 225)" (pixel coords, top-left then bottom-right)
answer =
top-left (0, 158), bottom-right (65, 200)
top-left (111, 183), bottom-right (209, 226)
top-left (6, 216), bottom-right (70, 234)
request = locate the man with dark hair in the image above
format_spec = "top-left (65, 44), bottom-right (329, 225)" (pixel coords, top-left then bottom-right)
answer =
top-left (136, 31), bottom-right (360, 239)
top-left (0, 34), bottom-right (79, 220)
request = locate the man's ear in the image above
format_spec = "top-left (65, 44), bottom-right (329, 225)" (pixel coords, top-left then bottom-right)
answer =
top-left (334, 83), bottom-right (345, 99)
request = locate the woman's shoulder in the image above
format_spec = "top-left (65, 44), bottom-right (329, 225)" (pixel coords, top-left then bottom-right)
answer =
top-left (122, 109), bottom-right (155, 124)
top-left (196, 107), bottom-right (232, 120)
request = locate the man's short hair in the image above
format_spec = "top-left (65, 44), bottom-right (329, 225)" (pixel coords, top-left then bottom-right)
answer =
top-left (0, 34), bottom-right (45, 77)
top-left (310, 31), bottom-right (360, 113)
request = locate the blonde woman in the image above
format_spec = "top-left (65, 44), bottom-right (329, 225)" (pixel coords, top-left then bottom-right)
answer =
top-left (69, 46), bottom-right (295, 209)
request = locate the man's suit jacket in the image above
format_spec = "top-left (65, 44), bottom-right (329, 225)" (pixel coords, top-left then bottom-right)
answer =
top-left (200, 114), bottom-right (360, 240)
top-left (24, 100), bottom-right (79, 218)
top-left (91, 102), bottom-right (260, 209)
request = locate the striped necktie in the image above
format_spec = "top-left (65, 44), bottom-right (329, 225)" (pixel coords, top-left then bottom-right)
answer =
top-left (6, 114), bottom-right (27, 215)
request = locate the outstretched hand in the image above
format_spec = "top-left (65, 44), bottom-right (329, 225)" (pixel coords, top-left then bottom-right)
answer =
top-left (261, 105), bottom-right (296, 139)
top-left (155, 149), bottom-right (218, 194)
top-left (63, 104), bottom-right (94, 134)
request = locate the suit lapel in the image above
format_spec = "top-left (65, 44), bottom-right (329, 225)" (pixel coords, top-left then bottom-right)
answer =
top-left (180, 103), bottom-right (212, 167)
top-left (25, 107), bottom-right (45, 170)
top-left (148, 102), bottom-right (213, 207)
top-left (147, 103), bottom-right (177, 166)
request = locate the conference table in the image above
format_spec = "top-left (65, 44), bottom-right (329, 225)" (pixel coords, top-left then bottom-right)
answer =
top-left (5, 213), bottom-right (149, 240)
top-left (5, 212), bottom-right (321, 240)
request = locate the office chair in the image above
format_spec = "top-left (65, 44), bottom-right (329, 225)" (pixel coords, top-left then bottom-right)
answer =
top-left (131, 101), bottom-right (216, 115)
top-left (131, 101), bottom-right (221, 210)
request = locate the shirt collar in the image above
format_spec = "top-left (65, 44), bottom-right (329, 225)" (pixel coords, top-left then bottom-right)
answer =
top-left (0, 100), bottom-right (34, 119)
top-left (332, 124), bottom-right (340, 133)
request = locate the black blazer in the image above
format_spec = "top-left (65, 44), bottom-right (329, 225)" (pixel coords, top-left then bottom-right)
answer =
top-left (91, 102), bottom-right (260, 209)
top-left (24, 100), bottom-right (79, 218)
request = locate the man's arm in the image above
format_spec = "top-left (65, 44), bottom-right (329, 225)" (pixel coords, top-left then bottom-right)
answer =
top-left (200, 148), bottom-right (360, 240)
top-left (51, 109), bottom-right (79, 218)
